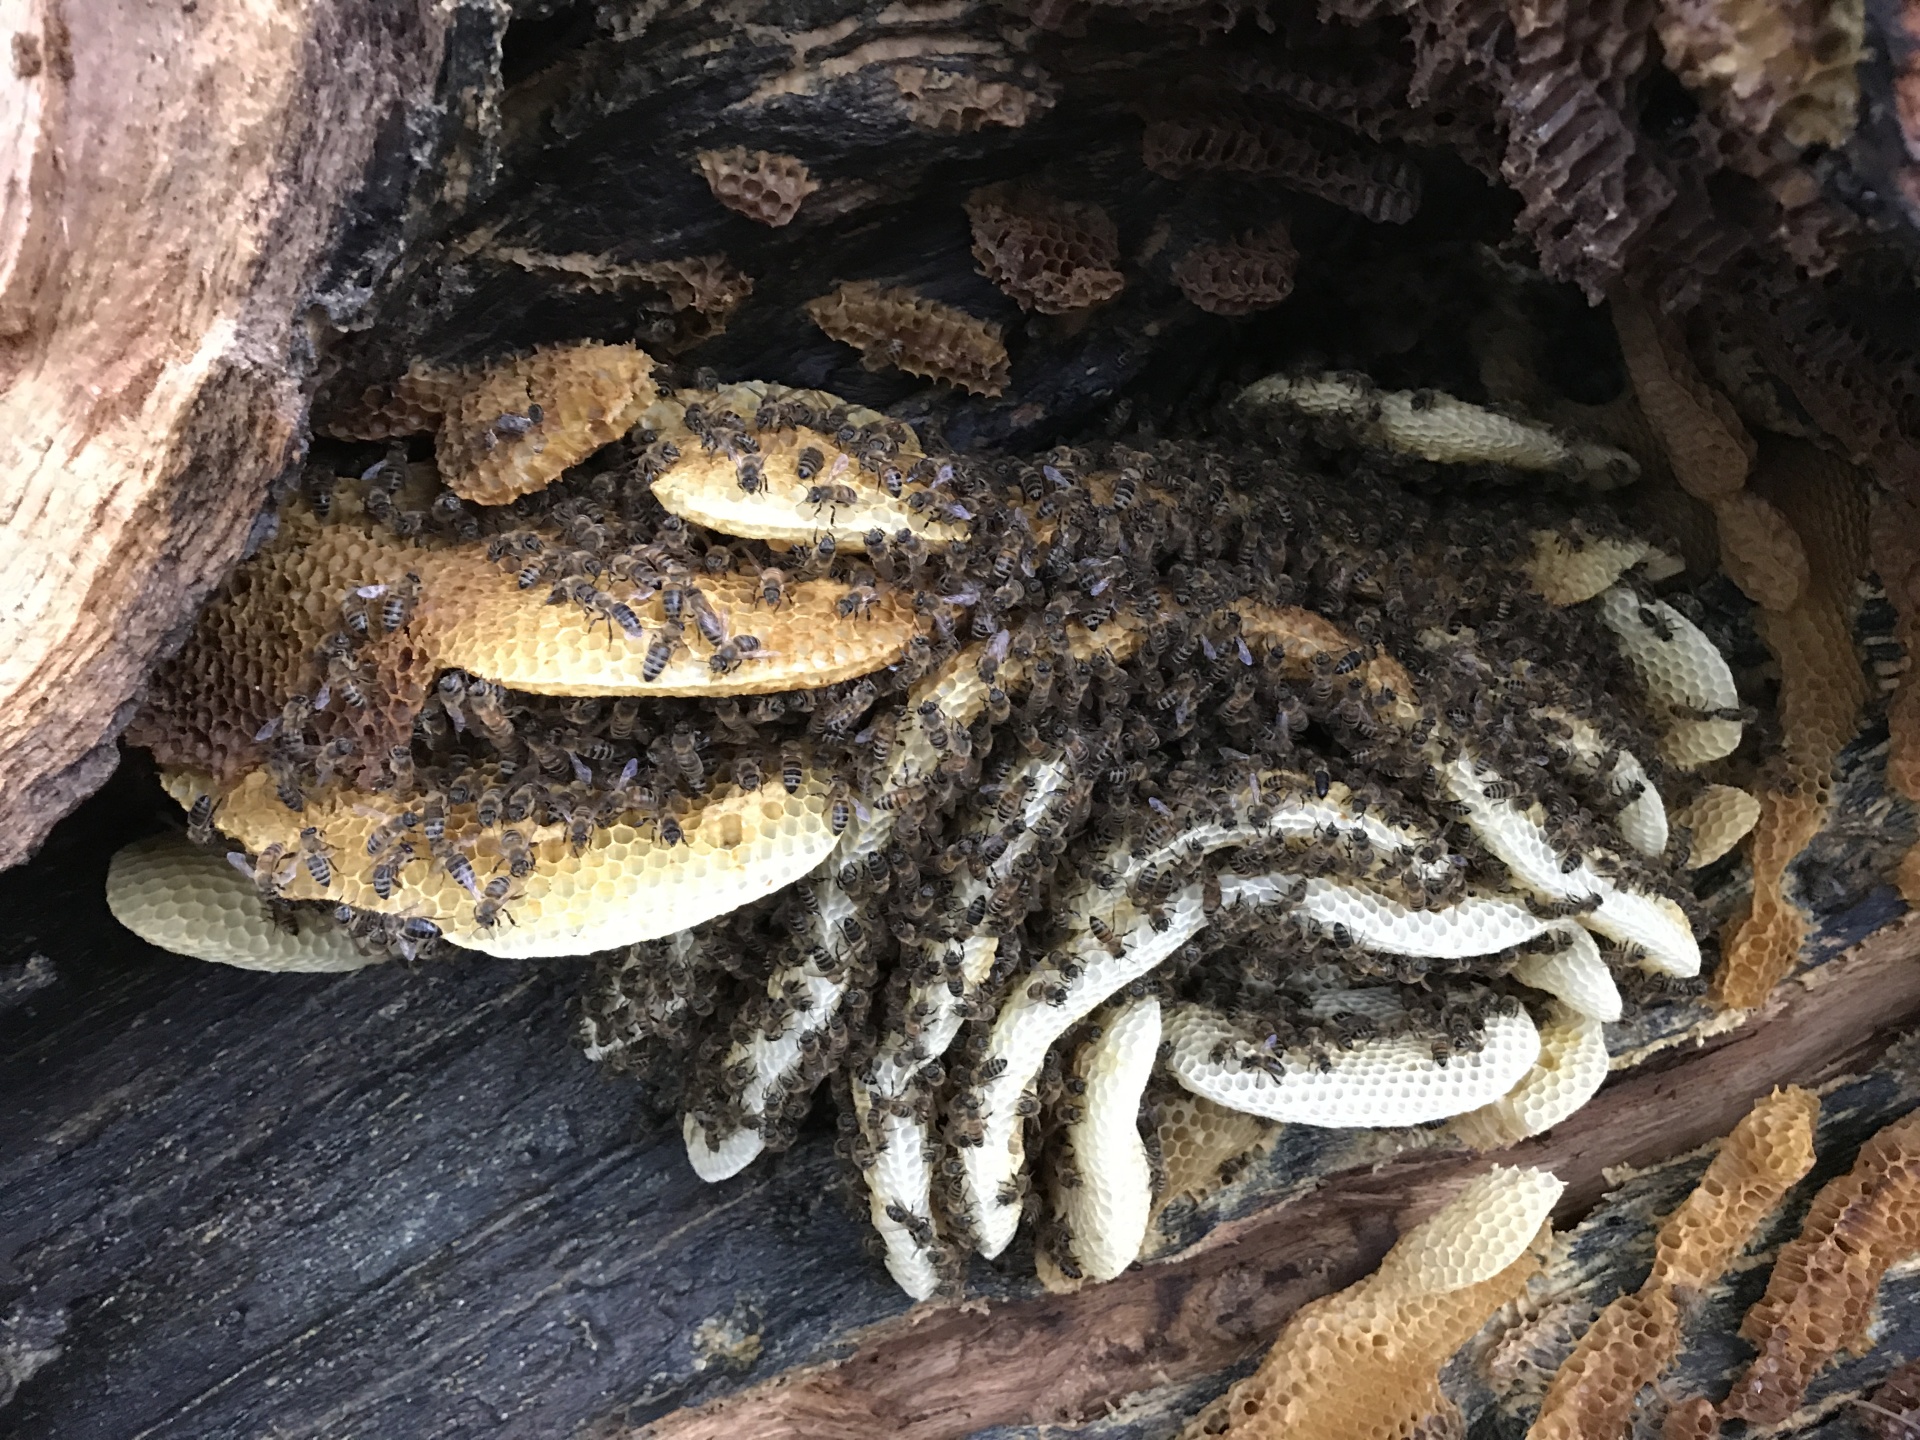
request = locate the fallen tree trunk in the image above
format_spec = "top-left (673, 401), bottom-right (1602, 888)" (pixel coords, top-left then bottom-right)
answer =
top-left (0, 0), bottom-right (462, 869)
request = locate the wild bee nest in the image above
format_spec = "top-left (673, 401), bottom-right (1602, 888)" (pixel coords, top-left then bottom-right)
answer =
top-left (114, 344), bottom-right (1739, 1300)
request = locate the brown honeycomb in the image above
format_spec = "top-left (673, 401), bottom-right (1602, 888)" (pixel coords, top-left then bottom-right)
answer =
top-left (965, 183), bottom-right (1125, 314)
top-left (160, 764), bottom-right (840, 960)
top-left (1722, 1108), bottom-right (1920, 1425)
top-left (1873, 489), bottom-right (1920, 802)
top-left (1151, 1089), bottom-right (1276, 1214)
top-left (435, 342), bottom-right (657, 506)
top-left (644, 385), bottom-right (968, 550)
top-left (1714, 439), bottom-right (1869, 1009)
top-left (1530, 1088), bottom-right (1818, 1439)
top-left (804, 281), bottom-right (1011, 396)
top-left (1142, 109), bottom-right (1421, 224)
top-left (1661, 1396), bottom-right (1720, 1440)
top-left (1179, 1167), bottom-right (1560, 1440)
top-left (1862, 1356), bottom-right (1920, 1440)
top-left (1713, 490), bottom-right (1809, 613)
top-left (1612, 291), bottom-right (1755, 502)
top-left (634, 255), bottom-right (755, 350)
top-left (1673, 784), bottom-right (1761, 868)
top-left (313, 361), bottom-right (466, 441)
top-left (125, 504), bottom-right (438, 787)
top-left (1170, 224), bottom-right (1298, 316)
top-left (694, 148), bottom-right (818, 227)
top-left (1654, 0), bottom-right (1862, 148)
top-left (889, 64), bottom-right (1056, 132)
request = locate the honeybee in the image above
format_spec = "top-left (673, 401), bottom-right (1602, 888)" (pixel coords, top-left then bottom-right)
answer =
top-left (497, 828), bottom-right (535, 878)
top-left (297, 826), bottom-right (333, 888)
top-left (795, 446), bottom-right (824, 481)
top-left (370, 841), bottom-right (415, 900)
top-left (756, 567), bottom-right (789, 610)
top-left (736, 454), bottom-right (765, 494)
top-left (186, 793), bottom-right (218, 846)
top-left (229, 843), bottom-right (295, 899)
top-left (642, 626), bottom-right (682, 682)
top-left (781, 743), bottom-right (804, 795)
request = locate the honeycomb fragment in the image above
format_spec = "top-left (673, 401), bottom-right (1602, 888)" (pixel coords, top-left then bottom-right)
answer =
top-left (1142, 109), bottom-right (1422, 224)
top-left (421, 556), bottom-right (920, 697)
top-left (1240, 373), bottom-right (1639, 486)
top-left (1654, 0), bottom-right (1862, 148)
top-left (106, 834), bottom-right (379, 972)
top-left (633, 255), bottom-right (755, 348)
top-left (1177, 1166), bottom-right (1560, 1440)
top-left (1152, 1090), bottom-right (1276, 1211)
top-left (1530, 1088), bottom-right (1818, 1439)
top-left (695, 147), bottom-right (818, 227)
top-left (1057, 996), bottom-right (1160, 1282)
top-left (161, 765), bottom-right (840, 959)
top-left (1163, 1002), bottom-right (1543, 1129)
top-left (1612, 291), bottom-right (1756, 502)
top-left (1661, 1397), bottom-right (1720, 1440)
top-left (1524, 529), bottom-right (1659, 606)
top-left (889, 64), bottom-right (1055, 132)
top-left (1453, 1003), bottom-right (1610, 1149)
top-left (966, 183), bottom-right (1125, 314)
top-left (314, 361), bottom-right (466, 441)
top-left (435, 342), bottom-right (657, 505)
top-left (1170, 224), bottom-right (1298, 316)
top-left (125, 505), bottom-right (439, 786)
top-left (1722, 1108), bottom-right (1920, 1425)
top-left (1713, 490), bottom-right (1809, 613)
top-left (1673, 784), bottom-right (1761, 867)
top-left (1862, 1356), bottom-right (1920, 1440)
top-left (644, 385), bottom-right (967, 549)
top-left (805, 281), bottom-right (1010, 396)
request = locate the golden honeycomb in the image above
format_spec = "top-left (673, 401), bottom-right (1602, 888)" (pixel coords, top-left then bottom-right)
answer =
top-left (1723, 1108), bottom-right (1920, 1424)
top-left (805, 281), bottom-right (1011, 396)
top-left (1530, 1087), bottom-right (1818, 1438)
top-left (160, 765), bottom-right (840, 959)
top-left (1142, 109), bottom-right (1421, 224)
top-left (1713, 490), bottom-right (1809, 613)
top-left (1661, 1396), bottom-right (1721, 1440)
top-left (1179, 1167), bottom-right (1559, 1440)
top-left (1672, 784), bottom-right (1761, 868)
top-left (435, 342), bottom-right (657, 505)
top-left (695, 148), bottom-right (818, 227)
top-left (644, 385), bottom-right (968, 549)
top-left (1523, 529), bottom-right (1662, 605)
top-left (1170, 224), bottom-right (1298, 316)
top-left (107, 834), bottom-right (379, 972)
top-left (1151, 1090), bottom-right (1276, 1213)
top-left (1654, 0), bottom-right (1862, 148)
top-left (1612, 291), bottom-right (1755, 502)
top-left (965, 183), bottom-right (1126, 314)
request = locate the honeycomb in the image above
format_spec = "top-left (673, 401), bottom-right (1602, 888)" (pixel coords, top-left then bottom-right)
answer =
top-left (1141, 109), bottom-right (1422, 224)
top-left (888, 64), bottom-right (1056, 132)
top-left (1294, 879), bottom-right (1551, 960)
top-left (313, 361), bottom-right (465, 441)
top-left (1873, 489), bottom-right (1920, 801)
top-left (1057, 996), bottom-right (1161, 1282)
top-left (1152, 1090), bottom-right (1277, 1211)
top-left (1713, 490), bottom-right (1809, 613)
top-left (965, 183), bottom-right (1126, 314)
top-left (1654, 0), bottom-right (1862, 148)
top-left (1723, 1108), bottom-right (1920, 1424)
top-left (160, 765), bottom-right (841, 959)
top-left (1177, 1166), bottom-right (1558, 1440)
top-left (644, 386), bottom-right (968, 549)
top-left (1673, 784), bottom-right (1761, 868)
top-left (125, 505), bottom-right (439, 785)
top-left (1509, 924), bottom-right (1623, 1023)
top-left (1161, 1002), bottom-right (1543, 1129)
top-left (1863, 1356), bottom-right (1920, 1440)
top-left (1530, 1087), bottom-right (1818, 1438)
top-left (1453, 1003), bottom-right (1609, 1149)
top-left (1240, 373), bottom-right (1639, 485)
top-left (421, 554), bottom-right (921, 698)
top-left (435, 342), bottom-right (657, 505)
top-left (1593, 587), bottom-right (1742, 769)
top-left (1170, 224), bottom-right (1298, 316)
top-left (1652, 1085), bottom-right (1820, 1290)
top-left (106, 834), bottom-right (378, 972)
top-left (804, 281), bottom-right (1011, 396)
top-left (1524, 529), bottom-right (1660, 606)
top-left (633, 255), bottom-right (755, 349)
top-left (694, 147), bottom-right (818, 227)
top-left (1612, 292), bottom-right (1756, 502)
top-left (1661, 1397), bottom-right (1720, 1440)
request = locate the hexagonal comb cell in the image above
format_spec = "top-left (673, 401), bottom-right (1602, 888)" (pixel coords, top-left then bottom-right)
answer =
top-left (695, 147), bottom-right (819, 226)
top-left (804, 281), bottom-right (1011, 396)
top-left (965, 183), bottom-right (1125, 315)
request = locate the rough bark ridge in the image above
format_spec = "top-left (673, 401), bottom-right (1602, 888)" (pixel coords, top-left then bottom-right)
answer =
top-left (0, 0), bottom-right (461, 869)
